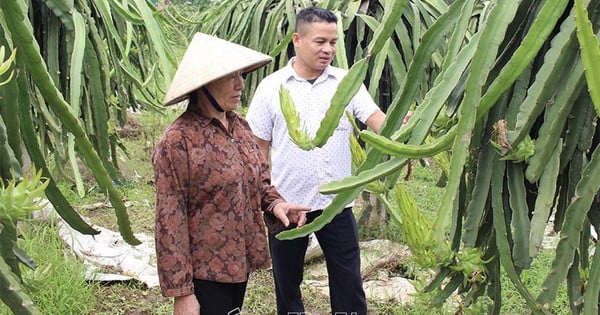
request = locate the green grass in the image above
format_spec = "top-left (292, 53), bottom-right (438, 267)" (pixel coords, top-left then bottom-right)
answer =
top-left (499, 249), bottom-right (570, 314)
top-left (0, 221), bottom-right (97, 315)
top-left (1, 110), bottom-right (573, 314)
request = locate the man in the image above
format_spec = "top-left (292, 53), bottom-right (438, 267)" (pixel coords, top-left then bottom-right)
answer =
top-left (246, 6), bottom-right (385, 315)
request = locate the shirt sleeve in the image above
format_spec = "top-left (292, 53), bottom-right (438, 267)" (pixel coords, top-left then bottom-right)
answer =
top-left (246, 82), bottom-right (274, 141)
top-left (257, 143), bottom-right (284, 211)
top-left (351, 84), bottom-right (381, 124)
top-left (254, 139), bottom-right (287, 232)
top-left (152, 131), bottom-right (195, 297)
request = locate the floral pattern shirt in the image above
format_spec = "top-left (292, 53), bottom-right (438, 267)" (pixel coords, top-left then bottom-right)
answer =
top-left (152, 106), bottom-right (283, 297)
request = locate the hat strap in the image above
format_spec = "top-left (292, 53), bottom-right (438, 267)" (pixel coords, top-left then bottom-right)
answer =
top-left (202, 87), bottom-right (225, 112)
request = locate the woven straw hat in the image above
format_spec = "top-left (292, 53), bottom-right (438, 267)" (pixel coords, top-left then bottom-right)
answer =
top-left (163, 32), bottom-right (273, 106)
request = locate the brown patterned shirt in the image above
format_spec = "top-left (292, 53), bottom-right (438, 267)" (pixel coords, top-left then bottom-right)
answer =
top-left (152, 106), bottom-right (284, 297)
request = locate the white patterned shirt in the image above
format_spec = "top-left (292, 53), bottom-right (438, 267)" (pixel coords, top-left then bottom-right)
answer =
top-left (246, 58), bottom-right (380, 211)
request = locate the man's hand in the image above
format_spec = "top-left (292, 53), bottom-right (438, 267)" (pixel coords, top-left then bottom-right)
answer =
top-left (173, 294), bottom-right (200, 315)
top-left (272, 203), bottom-right (311, 227)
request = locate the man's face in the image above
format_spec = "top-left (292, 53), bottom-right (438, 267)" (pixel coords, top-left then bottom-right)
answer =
top-left (292, 21), bottom-right (338, 78)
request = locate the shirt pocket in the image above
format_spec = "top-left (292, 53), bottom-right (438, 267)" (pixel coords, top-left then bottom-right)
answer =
top-left (240, 141), bottom-right (262, 179)
top-left (243, 141), bottom-right (260, 161)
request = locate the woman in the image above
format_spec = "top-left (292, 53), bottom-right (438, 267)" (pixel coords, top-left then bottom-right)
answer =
top-left (152, 33), bottom-right (310, 315)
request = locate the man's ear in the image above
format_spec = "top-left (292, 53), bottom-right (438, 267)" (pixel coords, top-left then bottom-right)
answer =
top-left (292, 33), bottom-right (300, 47)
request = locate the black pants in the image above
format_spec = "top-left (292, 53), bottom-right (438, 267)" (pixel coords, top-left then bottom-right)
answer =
top-left (193, 278), bottom-right (247, 315)
top-left (268, 208), bottom-right (367, 315)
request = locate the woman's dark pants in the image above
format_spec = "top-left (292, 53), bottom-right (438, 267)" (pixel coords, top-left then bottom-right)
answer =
top-left (193, 278), bottom-right (247, 315)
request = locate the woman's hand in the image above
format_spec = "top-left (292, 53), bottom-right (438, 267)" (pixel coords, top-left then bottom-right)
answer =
top-left (272, 203), bottom-right (311, 228)
top-left (173, 294), bottom-right (200, 315)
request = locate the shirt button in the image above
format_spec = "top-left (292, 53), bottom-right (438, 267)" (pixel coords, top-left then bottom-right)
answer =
top-left (230, 138), bottom-right (235, 143)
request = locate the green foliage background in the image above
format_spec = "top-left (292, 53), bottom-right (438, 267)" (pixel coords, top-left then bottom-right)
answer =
top-left (1, 0), bottom-right (599, 314)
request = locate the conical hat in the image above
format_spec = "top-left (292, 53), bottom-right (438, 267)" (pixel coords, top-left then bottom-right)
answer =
top-left (163, 33), bottom-right (273, 106)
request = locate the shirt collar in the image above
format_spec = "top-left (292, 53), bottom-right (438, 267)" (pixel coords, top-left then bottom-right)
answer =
top-left (284, 57), bottom-right (339, 83)
top-left (186, 104), bottom-right (239, 128)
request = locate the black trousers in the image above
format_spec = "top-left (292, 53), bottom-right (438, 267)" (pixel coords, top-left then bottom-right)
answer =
top-left (268, 207), bottom-right (367, 315)
top-left (193, 278), bottom-right (247, 315)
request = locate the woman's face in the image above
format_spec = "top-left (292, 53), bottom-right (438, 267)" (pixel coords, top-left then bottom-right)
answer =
top-left (205, 71), bottom-right (245, 111)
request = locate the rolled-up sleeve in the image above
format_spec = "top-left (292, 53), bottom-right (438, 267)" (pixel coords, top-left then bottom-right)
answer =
top-left (351, 84), bottom-right (381, 124)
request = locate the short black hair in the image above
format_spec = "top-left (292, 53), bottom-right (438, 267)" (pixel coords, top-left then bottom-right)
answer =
top-left (295, 6), bottom-right (337, 33)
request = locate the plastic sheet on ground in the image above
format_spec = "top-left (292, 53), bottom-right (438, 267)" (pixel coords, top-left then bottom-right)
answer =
top-left (33, 201), bottom-right (159, 288)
